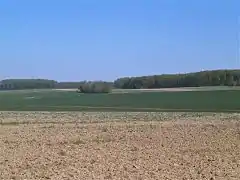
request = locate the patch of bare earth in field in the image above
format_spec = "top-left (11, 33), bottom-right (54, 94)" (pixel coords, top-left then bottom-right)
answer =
top-left (0, 112), bottom-right (239, 180)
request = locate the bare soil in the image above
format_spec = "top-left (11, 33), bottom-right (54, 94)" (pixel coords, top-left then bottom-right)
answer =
top-left (0, 112), bottom-right (239, 180)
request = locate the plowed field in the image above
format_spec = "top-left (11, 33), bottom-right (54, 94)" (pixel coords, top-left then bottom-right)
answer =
top-left (0, 112), bottom-right (239, 179)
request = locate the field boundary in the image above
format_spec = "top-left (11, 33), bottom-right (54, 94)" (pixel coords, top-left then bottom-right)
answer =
top-left (5, 105), bottom-right (240, 112)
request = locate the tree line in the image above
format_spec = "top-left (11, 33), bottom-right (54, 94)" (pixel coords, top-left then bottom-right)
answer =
top-left (0, 79), bottom-right (113, 93)
top-left (1, 69), bottom-right (240, 93)
top-left (114, 69), bottom-right (240, 89)
top-left (0, 79), bottom-right (57, 90)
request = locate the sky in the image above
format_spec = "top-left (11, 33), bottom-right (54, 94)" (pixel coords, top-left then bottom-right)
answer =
top-left (0, 0), bottom-right (239, 81)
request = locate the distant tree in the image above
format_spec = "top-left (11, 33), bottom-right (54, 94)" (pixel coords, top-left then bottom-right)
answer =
top-left (77, 81), bottom-right (111, 93)
top-left (56, 81), bottom-right (113, 89)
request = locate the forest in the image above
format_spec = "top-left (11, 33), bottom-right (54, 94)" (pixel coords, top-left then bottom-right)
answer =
top-left (114, 69), bottom-right (240, 89)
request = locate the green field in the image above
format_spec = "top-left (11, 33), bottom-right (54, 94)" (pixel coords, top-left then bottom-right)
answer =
top-left (0, 88), bottom-right (240, 112)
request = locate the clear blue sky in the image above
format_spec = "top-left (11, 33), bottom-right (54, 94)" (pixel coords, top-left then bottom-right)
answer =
top-left (0, 0), bottom-right (239, 81)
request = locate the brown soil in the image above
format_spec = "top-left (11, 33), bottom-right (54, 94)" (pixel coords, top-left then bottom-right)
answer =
top-left (0, 112), bottom-right (239, 180)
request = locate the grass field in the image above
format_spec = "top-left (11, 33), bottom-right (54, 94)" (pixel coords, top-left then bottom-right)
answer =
top-left (0, 88), bottom-right (240, 112)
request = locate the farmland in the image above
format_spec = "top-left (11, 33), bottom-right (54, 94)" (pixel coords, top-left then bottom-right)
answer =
top-left (0, 111), bottom-right (240, 179)
top-left (0, 88), bottom-right (240, 112)
top-left (0, 89), bottom-right (240, 179)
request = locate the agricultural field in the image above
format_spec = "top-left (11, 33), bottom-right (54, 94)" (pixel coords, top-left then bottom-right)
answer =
top-left (0, 88), bottom-right (240, 112)
top-left (0, 112), bottom-right (239, 179)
